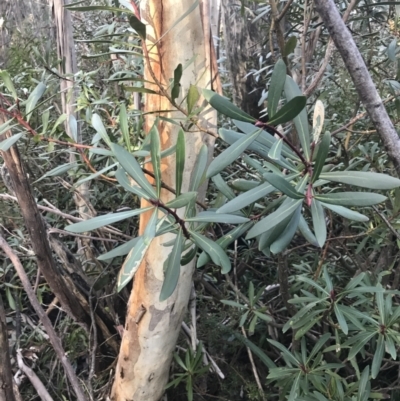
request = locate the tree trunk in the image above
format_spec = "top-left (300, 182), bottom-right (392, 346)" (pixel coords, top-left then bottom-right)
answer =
top-left (110, 1), bottom-right (217, 400)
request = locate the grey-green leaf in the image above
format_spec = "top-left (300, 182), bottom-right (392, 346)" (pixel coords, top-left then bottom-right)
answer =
top-left (312, 131), bottom-right (331, 182)
top-left (112, 143), bottom-right (157, 198)
top-left (268, 96), bottom-right (307, 126)
top-left (203, 89), bottom-right (256, 123)
top-left (165, 192), bottom-right (197, 208)
top-left (319, 171), bottom-right (400, 190)
top-left (176, 129), bottom-right (185, 196)
top-left (189, 144), bottom-right (208, 191)
top-left (25, 82), bottom-right (46, 122)
top-left (264, 173), bottom-right (304, 199)
top-left (316, 192), bottom-right (386, 207)
top-left (98, 237), bottom-right (140, 260)
top-left (206, 128), bottom-right (262, 178)
top-left (187, 85), bottom-right (200, 114)
top-left (65, 207), bottom-right (153, 233)
top-left (186, 211), bottom-right (249, 224)
top-left (268, 59), bottom-right (286, 118)
top-left (150, 124), bottom-right (162, 197)
top-left (92, 113), bottom-right (112, 147)
top-left (320, 202), bottom-right (369, 222)
top-left (311, 199), bottom-right (326, 247)
top-left (0, 133), bottom-right (23, 151)
top-left (160, 229), bottom-right (183, 301)
top-left (115, 168), bottom-right (154, 200)
top-left (268, 138), bottom-right (283, 160)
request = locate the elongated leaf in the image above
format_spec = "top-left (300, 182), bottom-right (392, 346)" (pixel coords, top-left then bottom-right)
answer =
top-left (311, 199), bottom-right (326, 247)
top-left (0, 133), bottom-right (23, 151)
top-left (284, 75), bottom-right (310, 160)
top-left (160, 229), bottom-right (183, 301)
top-left (268, 339), bottom-right (300, 366)
top-left (268, 96), bottom-right (307, 126)
top-left (371, 334), bottom-right (385, 379)
top-left (203, 89), bottom-right (256, 123)
top-left (308, 333), bottom-right (331, 362)
top-left (75, 162), bottom-right (118, 186)
top-left (187, 85), bottom-right (200, 114)
top-left (246, 198), bottom-right (303, 239)
top-left (171, 64), bottom-right (183, 102)
top-left (191, 231), bottom-right (231, 273)
top-left (206, 128), bottom-right (262, 178)
top-left (197, 222), bottom-right (253, 266)
top-left (316, 192), bottom-right (386, 207)
top-left (313, 131), bottom-right (330, 182)
top-left (235, 333), bottom-right (276, 369)
top-left (212, 174), bottom-right (236, 200)
top-left (92, 113), bottom-right (112, 147)
top-left (115, 168), bottom-right (154, 199)
top-left (186, 211), bottom-right (249, 224)
top-left (176, 129), bottom-right (185, 196)
top-left (25, 82), bottom-right (46, 122)
top-left (347, 332), bottom-right (376, 359)
top-left (259, 215), bottom-right (291, 252)
top-left (284, 36), bottom-right (297, 57)
top-left (112, 143), bottom-right (157, 198)
top-left (298, 215), bottom-right (319, 246)
top-left (358, 366), bottom-right (370, 401)
top-left (98, 237), bottom-right (140, 260)
top-left (65, 207), bottom-right (153, 233)
top-left (268, 138), bottom-right (283, 160)
top-left (119, 103), bottom-right (130, 150)
top-left (268, 59), bottom-right (286, 117)
top-left (264, 173), bottom-right (304, 199)
top-left (150, 124), bottom-right (161, 197)
top-left (218, 182), bottom-right (274, 214)
top-left (334, 304), bottom-right (348, 334)
top-left (189, 144), bottom-right (208, 191)
top-left (320, 202), bottom-right (369, 222)
top-left (128, 15), bottom-right (146, 39)
top-left (165, 192), bottom-right (197, 208)
top-left (117, 210), bottom-right (158, 291)
top-left (320, 171), bottom-right (400, 189)
top-left (0, 70), bottom-right (17, 100)
top-left (270, 205), bottom-right (301, 253)
top-left (34, 162), bottom-right (78, 183)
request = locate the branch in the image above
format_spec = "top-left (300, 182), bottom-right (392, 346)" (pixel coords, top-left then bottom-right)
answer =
top-left (314, 0), bottom-right (400, 176)
top-left (0, 236), bottom-right (88, 401)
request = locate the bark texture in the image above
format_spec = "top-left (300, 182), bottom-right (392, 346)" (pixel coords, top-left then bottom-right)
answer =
top-left (110, 1), bottom-right (216, 400)
top-left (314, 0), bottom-right (400, 176)
top-left (0, 294), bottom-right (16, 401)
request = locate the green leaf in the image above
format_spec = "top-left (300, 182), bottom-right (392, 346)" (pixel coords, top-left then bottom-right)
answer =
top-left (98, 237), bottom-right (140, 260)
top-left (308, 333), bottom-right (331, 362)
top-left (270, 205), bottom-right (301, 253)
top-left (112, 143), bottom-right (157, 198)
top-left (334, 304), bottom-right (348, 334)
top-left (114, 168), bottom-right (152, 199)
top-left (197, 222), bottom-right (253, 267)
top-left (34, 162), bottom-right (78, 183)
top-left (212, 174), bottom-right (236, 200)
top-left (203, 89), bottom-right (256, 123)
top-left (268, 138), bottom-right (283, 160)
top-left (189, 144), bottom-right (208, 191)
top-left (186, 211), bottom-right (249, 224)
top-left (25, 82), bottom-right (46, 122)
top-left (119, 103), bottom-right (131, 150)
top-left (268, 96), bottom-right (307, 126)
top-left (128, 15), bottom-right (146, 39)
top-left (171, 64), bottom-right (183, 102)
top-left (246, 198), bottom-right (303, 239)
top-left (284, 75), bottom-right (310, 160)
top-left (319, 171), bottom-right (400, 190)
top-left (0, 133), bottom-right (23, 151)
top-left (191, 231), bottom-right (231, 273)
top-left (371, 334), bottom-right (385, 379)
top-left (311, 199), bottom-right (326, 247)
top-left (358, 366), bottom-right (370, 401)
top-left (150, 124), bottom-right (162, 197)
top-left (268, 59), bottom-right (286, 117)
top-left (315, 192), bottom-right (387, 207)
top-left (284, 36), bottom-right (297, 57)
top-left (268, 339), bottom-right (300, 366)
top-left (320, 202), bottom-right (369, 222)
top-left (206, 128), bottom-right (262, 178)
top-left (92, 113), bottom-right (112, 147)
top-left (0, 70), bottom-right (18, 100)
top-left (264, 173), bottom-right (304, 199)
top-left (160, 229), bottom-right (184, 301)
top-left (65, 207), bottom-right (153, 233)
top-left (117, 210), bottom-right (158, 291)
top-left (235, 333), bottom-right (276, 369)
top-left (221, 300), bottom-right (246, 308)
top-left (298, 215), bottom-right (319, 247)
top-left (218, 182), bottom-right (274, 214)
top-left (176, 129), bottom-right (185, 196)
top-left (165, 192), bottom-right (197, 208)
top-left (187, 85), bottom-right (200, 114)
top-left (259, 215), bottom-right (291, 252)
top-left (312, 131), bottom-right (331, 182)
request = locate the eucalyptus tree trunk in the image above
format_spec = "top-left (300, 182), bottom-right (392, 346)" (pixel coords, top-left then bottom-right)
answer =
top-left (110, 1), bottom-right (217, 400)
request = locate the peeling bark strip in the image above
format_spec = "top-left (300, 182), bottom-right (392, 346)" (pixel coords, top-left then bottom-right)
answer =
top-left (110, 1), bottom-right (217, 400)
top-left (314, 0), bottom-right (400, 177)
